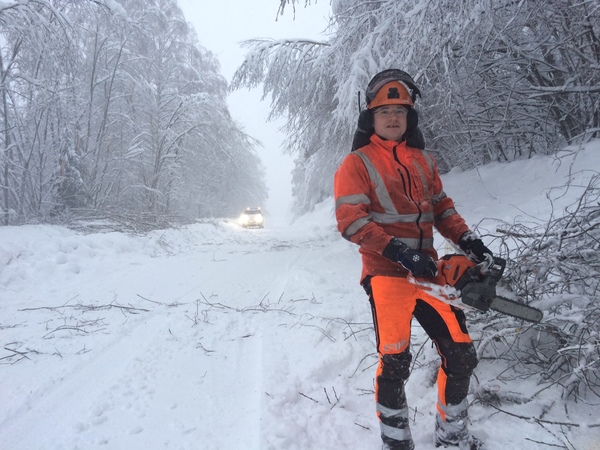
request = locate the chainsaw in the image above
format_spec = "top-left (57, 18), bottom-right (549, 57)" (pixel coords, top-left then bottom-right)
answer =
top-left (409, 254), bottom-right (543, 323)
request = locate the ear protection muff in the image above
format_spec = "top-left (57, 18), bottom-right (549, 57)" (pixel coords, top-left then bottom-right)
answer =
top-left (406, 108), bottom-right (418, 135)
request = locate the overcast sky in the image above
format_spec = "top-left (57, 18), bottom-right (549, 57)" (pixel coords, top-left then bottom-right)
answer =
top-left (177, 0), bottom-right (331, 223)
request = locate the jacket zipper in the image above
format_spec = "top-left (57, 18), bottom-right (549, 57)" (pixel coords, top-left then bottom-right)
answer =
top-left (393, 146), bottom-right (424, 250)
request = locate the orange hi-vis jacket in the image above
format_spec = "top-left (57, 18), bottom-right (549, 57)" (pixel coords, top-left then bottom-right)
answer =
top-left (334, 134), bottom-right (470, 282)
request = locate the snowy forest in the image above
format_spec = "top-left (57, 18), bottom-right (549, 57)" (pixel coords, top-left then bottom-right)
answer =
top-left (1, 1), bottom-right (600, 448)
top-left (1, 0), bottom-right (598, 223)
top-left (236, 0), bottom-right (599, 213)
top-left (0, 0), bottom-right (267, 226)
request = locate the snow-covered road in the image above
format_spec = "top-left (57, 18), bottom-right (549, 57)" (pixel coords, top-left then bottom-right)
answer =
top-left (0, 216), bottom-right (378, 449)
top-left (2, 143), bottom-right (600, 449)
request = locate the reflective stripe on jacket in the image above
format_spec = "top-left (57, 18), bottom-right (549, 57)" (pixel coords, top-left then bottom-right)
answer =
top-left (334, 134), bottom-right (470, 281)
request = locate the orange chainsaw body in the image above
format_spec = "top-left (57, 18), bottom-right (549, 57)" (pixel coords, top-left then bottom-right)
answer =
top-left (434, 254), bottom-right (477, 288)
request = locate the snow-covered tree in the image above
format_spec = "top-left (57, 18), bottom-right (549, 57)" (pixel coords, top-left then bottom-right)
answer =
top-left (0, 0), bottom-right (76, 223)
top-left (0, 0), bottom-right (266, 225)
top-left (232, 0), bottom-right (599, 212)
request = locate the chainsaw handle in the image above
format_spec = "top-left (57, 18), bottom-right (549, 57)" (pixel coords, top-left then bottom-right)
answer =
top-left (475, 254), bottom-right (494, 271)
top-left (478, 255), bottom-right (506, 282)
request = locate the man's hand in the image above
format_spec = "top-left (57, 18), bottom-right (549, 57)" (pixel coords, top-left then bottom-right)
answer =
top-left (459, 231), bottom-right (493, 263)
top-left (383, 238), bottom-right (438, 278)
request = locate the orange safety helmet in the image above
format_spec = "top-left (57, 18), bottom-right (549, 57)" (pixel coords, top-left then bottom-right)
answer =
top-left (365, 69), bottom-right (421, 110)
top-left (367, 81), bottom-right (413, 109)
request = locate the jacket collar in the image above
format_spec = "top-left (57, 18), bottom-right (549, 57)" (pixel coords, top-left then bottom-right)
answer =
top-left (370, 133), bottom-right (406, 152)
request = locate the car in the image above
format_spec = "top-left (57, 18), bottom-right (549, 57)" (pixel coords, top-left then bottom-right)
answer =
top-left (239, 207), bottom-right (264, 228)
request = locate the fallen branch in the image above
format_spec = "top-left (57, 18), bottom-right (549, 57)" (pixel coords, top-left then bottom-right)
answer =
top-left (43, 325), bottom-right (89, 338)
top-left (488, 403), bottom-right (600, 428)
top-left (20, 303), bottom-right (149, 314)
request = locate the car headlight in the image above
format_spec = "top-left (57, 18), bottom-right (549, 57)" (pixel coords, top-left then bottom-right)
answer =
top-left (239, 214), bottom-right (249, 225)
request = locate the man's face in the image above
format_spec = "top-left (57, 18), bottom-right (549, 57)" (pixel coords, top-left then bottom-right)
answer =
top-left (372, 105), bottom-right (408, 142)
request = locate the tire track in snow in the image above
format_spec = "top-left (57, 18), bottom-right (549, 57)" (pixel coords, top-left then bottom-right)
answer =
top-left (0, 312), bottom-right (168, 449)
top-left (0, 222), bottom-right (354, 450)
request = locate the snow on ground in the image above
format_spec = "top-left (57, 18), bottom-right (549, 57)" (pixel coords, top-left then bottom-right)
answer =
top-left (1, 141), bottom-right (599, 450)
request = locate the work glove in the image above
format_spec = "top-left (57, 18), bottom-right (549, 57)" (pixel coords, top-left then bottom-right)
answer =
top-left (383, 237), bottom-right (438, 278)
top-left (459, 231), bottom-right (493, 263)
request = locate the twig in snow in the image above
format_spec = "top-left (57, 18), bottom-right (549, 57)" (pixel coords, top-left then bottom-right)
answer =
top-left (185, 299), bottom-right (202, 325)
top-left (523, 437), bottom-right (565, 448)
top-left (1, 346), bottom-right (31, 363)
top-left (324, 386), bottom-right (341, 409)
top-left (43, 325), bottom-right (89, 338)
top-left (138, 294), bottom-right (182, 308)
top-left (299, 323), bottom-right (336, 342)
top-left (137, 294), bottom-right (163, 305)
top-left (488, 403), bottom-right (600, 428)
top-left (299, 392), bottom-right (319, 403)
top-left (357, 388), bottom-right (375, 396)
top-left (259, 292), bottom-right (270, 308)
top-left (343, 324), bottom-right (373, 342)
top-left (196, 340), bottom-right (215, 354)
top-left (350, 352), bottom-right (378, 378)
top-left (76, 345), bottom-right (91, 355)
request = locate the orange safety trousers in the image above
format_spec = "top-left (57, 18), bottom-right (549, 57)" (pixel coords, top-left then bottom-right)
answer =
top-left (367, 276), bottom-right (478, 425)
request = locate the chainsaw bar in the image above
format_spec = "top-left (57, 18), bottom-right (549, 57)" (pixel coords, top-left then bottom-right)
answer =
top-left (489, 296), bottom-right (543, 323)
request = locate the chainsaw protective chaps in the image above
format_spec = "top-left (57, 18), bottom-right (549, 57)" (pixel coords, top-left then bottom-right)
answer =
top-left (368, 276), bottom-right (478, 449)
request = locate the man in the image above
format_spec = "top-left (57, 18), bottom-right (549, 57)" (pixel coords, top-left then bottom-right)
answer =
top-left (334, 69), bottom-right (492, 450)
